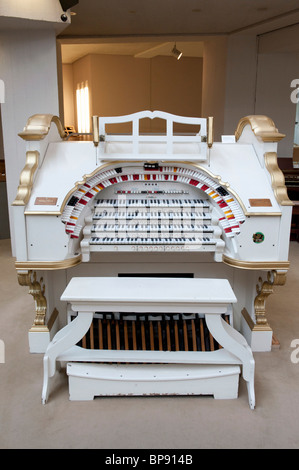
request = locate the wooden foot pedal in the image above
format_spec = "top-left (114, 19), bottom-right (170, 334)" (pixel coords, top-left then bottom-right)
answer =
top-left (66, 362), bottom-right (241, 401)
top-left (71, 313), bottom-right (231, 353)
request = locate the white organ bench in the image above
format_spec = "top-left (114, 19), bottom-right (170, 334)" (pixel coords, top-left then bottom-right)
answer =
top-left (13, 110), bottom-right (293, 408)
top-left (42, 277), bottom-right (255, 408)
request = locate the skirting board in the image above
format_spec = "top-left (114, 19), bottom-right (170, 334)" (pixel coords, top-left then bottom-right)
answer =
top-left (67, 362), bottom-right (241, 401)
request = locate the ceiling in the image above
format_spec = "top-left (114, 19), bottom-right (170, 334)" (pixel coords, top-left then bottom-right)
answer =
top-left (58, 0), bottom-right (299, 63)
top-left (61, 41), bottom-right (204, 64)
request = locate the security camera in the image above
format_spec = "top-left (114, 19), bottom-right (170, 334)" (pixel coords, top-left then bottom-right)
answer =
top-left (61, 13), bottom-right (68, 22)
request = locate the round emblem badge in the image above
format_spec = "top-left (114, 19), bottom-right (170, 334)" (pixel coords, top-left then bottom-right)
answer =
top-left (252, 232), bottom-right (265, 243)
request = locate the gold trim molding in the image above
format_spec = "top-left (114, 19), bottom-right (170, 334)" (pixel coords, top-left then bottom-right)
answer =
top-left (264, 152), bottom-right (293, 206)
top-left (12, 150), bottom-right (39, 206)
top-left (15, 254), bottom-right (82, 271)
top-left (46, 308), bottom-right (59, 333)
top-left (13, 114), bottom-right (66, 206)
top-left (235, 115), bottom-right (286, 143)
top-left (253, 270), bottom-right (287, 331)
top-left (223, 254), bottom-right (290, 271)
top-left (241, 308), bottom-right (256, 330)
top-left (18, 270), bottom-right (48, 331)
top-left (18, 114), bottom-right (66, 141)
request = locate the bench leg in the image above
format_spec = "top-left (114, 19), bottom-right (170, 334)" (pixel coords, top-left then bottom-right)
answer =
top-left (42, 311), bottom-right (93, 404)
top-left (205, 314), bottom-right (255, 409)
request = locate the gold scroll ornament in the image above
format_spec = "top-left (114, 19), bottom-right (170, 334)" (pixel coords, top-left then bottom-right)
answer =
top-left (253, 270), bottom-right (287, 331)
top-left (17, 270), bottom-right (48, 332)
top-left (13, 114), bottom-right (66, 206)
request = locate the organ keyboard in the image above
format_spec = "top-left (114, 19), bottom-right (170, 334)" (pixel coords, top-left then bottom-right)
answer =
top-left (13, 111), bottom-right (292, 406)
top-left (81, 193), bottom-right (224, 258)
top-left (65, 160), bottom-right (245, 262)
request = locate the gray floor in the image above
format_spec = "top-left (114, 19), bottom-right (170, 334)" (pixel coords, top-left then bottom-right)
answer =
top-left (0, 238), bottom-right (299, 449)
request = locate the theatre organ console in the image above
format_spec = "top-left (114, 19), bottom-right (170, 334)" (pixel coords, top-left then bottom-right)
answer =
top-left (13, 111), bottom-right (292, 406)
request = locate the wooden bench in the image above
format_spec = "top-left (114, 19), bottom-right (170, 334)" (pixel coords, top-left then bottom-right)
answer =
top-left (42, 277), bottom-right (255, 409)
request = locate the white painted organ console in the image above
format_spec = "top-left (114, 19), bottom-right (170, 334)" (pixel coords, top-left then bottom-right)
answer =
top-left (13, 111), bottom-right (293, 407)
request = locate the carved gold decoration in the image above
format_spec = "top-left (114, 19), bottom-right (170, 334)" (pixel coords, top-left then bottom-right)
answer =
top-left (235, 115), bottom-right (285, 143)
top-left (12, 150), bottom-right (39, 206)
top-left (264, 152), bottom-right (293, 206)
top-left (253, 270), bottom-right (287, 331)
top-left (13, 114), bottom-right (66, 206)
top-left (18, 114), bottom-right (66, 141)
top-left (17, 270), bottom-right (48, 332)
top-left (223, 255), bottom-right (290, 271)
top-left (15, 254), bottom-right (82, 271)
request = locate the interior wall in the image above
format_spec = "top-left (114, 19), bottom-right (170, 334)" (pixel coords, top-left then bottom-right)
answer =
top-left (72, 54), bottom-right (93, 130)
top-left (0, 107), bottom-right (10, 239)
top-left (255, 52), bottom-right (299, 158)
top-left (0, 28), bottom-right (60, 254)
top-left (223, 34), bottom-right (258, 135)
top-left (62, 27), bottom-right (299, 153)
top-left (201, 36), bottom-right (228, 141)
top-left (63, 53), bottom-right (203, 134)
top-left (150, 55), bottom-right (202, 132)
top-left (62, 64), bottom-right (75, 128)
top-left (90, 54), bottom-right (150, 133)
top-left (255, 25), bottom-right (299, 159)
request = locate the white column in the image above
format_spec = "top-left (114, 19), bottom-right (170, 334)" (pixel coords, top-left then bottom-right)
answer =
top-left (0, 28), bottom-right (61, 255)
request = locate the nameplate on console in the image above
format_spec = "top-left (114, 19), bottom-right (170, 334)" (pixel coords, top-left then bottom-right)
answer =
top-left (249, 198), bottom-right (272, 207)
top-left (35, 197), bottom-right (58, 206)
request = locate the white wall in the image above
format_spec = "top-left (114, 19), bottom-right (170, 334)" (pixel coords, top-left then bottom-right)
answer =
top-left (0, 0), bottom-right (69, 25)
top-left (0, 28), bottom-right (60, 253)
top-left (223, 34), bottom-right (258, 135)
top-left (62, 64), bottom-right (75, 128)
top-left (65, 53), bottom-right (203, 135)
top-left (222, 27), bottom-right (299, 158)
top-left (255, 51), bottom-right (299, 157)
top-left (201, 36), bottom-right (228, 142)
top-left (255, 25), bottom-right (299, 158)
